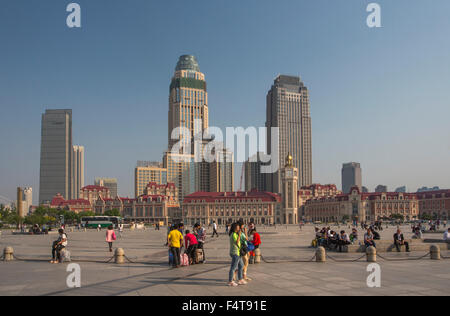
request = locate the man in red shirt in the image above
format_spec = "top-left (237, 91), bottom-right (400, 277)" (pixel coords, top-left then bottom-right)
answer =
top-left (184, 230), bottom-right (199, 265)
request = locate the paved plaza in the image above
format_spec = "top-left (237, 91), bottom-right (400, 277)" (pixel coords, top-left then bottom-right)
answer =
top-left (0, 224), bottom-right (449, 296)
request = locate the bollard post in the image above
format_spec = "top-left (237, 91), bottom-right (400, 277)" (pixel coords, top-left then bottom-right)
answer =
top-left (115, 248), bottom-right (125, 264)
top-left (316, 246), bottom-right (326, 262)
top-left (366, 246), bottom-right (377, 262)
top-left (3, 247), bottom-right (14, 262)
top-left (430, 245), bottom-right (441, 260)
top-left (254, 248), bottom-right (261, 264)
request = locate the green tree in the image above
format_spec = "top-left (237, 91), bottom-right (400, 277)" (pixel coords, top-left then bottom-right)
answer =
top-left (390, 214), bottom-right (404, 221)
top-left (104, 209), bottom-right (121, 217)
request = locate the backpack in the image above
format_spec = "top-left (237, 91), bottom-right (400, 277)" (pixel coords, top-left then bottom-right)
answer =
top-left (181, 253), bottom-right (189, 266)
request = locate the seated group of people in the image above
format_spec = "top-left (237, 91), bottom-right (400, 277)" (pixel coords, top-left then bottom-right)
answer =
top-left (315, 226), bottom-right (411, 253)
top-left (314, 227), bottom-right (358, 252)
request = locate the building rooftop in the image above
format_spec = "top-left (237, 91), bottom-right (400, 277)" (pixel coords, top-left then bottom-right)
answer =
top-left (175, 55), bottom-right (200, 72)
top-left (183, 190), bottom-right (281, 203)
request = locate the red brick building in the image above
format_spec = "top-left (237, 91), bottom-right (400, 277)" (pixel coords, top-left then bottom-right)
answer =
top-left (49, 193), bottom-right (92, 213)
top-left (416, 189), bottom-right (450, 220)
top-left (80, 185), bottom-right (110, 204)
top-left (94, 182), bottom-right (180, 224)
top-left (304, 187), bottom-right (419, 223)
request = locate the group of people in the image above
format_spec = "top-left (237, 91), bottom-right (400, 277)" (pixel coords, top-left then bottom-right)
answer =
top-left (313, 225), bottom-right (412, 253)
top-left (227, 221), bottom-right (261, 287)
top-left (50, 225), bottom-right (118, 263)
top-left (166, 222), bottom-right (207, 268)
top-left (314, 227), bottom-right (359, 252)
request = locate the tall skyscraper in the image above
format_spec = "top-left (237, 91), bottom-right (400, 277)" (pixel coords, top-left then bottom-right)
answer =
top-left (163, 152), bottom-right (195, 202)
top-left (72, 145), bottom-right (85, 199)
top-left (39, 109), bottom-right (72, 204)
top-left (22, 187), bottom-right (32, 215)
top-left (168, 55), bottom-right (209, 154)
top-left (266, 75), bottom-right (312, 194)
top-left (95, 178), bottom-right (118, 198)
top-left (209, 148), bottom-right (234, 193)
top-left (395, 186), bottom-right (407, 193)
top-left (244, 152), bottom-right (268, 192)
top-left (375, 185), bottom-right (388, 193)
top-left (134, 161), bottom-right (167, 197)
top-left (341, 162), bottom-right (362, 194)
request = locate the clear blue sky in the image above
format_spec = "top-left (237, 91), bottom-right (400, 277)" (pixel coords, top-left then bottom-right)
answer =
top-left (1, 0), bottom-right (450, 204)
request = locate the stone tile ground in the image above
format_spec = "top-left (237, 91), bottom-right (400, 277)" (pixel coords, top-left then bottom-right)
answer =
top-left (0, 225), bottom-right (449, 296)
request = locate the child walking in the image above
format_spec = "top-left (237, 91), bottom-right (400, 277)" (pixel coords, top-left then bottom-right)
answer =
top-left (106, 225), bottom-right (117, 252)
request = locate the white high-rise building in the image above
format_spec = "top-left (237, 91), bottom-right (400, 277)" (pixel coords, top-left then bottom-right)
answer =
top-left (23, 187), bottom-right (32, 214)
top-left (72, 145), bottom-right (85, 199)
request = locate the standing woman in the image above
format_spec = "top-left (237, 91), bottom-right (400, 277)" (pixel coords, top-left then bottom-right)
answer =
top-left (106, 225), bottom-right (117, 252)
top-left (228, 223), bottom-right (246, 287)
top-left (238, 221), bottom-right (251, 281)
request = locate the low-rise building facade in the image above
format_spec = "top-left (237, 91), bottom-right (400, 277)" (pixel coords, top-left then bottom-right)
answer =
top-left (182, 190), bottom-right (281, 227)
top-left (80, 185), bottom-right (110, 204)
top-left (50, 193), bottom-right (92, 213)
top-left (304, 187), bottom-right (419, 223)
top-left (416, 189), bottom-right (450, 220)
top-left (94, 182), bottom-right (180, 224)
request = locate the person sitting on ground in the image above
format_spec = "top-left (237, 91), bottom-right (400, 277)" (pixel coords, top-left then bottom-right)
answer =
top-left (350, 228), bottom-right (358, 243)
top-left (338, 230), bottom-right (351, 252)
top-left (194, 223), bottom-right (207, 263)
top-left (320, 227), bottom-right (328, 244)
top-left (412, 227), bottom-right (423, 239)
top-left (371, 228), bottom-right (381, 240)
top-left (364, 228), bottom-right (376, 249)
top-left (444, 228), bottom-right (450, 242)
top-left (394, 229), bottom-right (410, 252)
top-left (185, 230), bottom-right (198, 265)
top-left (51, 229), bottom-right (68, 264)
top-left (327, 230), bottom-right (339, 250)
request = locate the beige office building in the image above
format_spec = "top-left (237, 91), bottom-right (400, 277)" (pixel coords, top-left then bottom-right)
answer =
top-left (209, 148), bottom-right (234, 193)
top-left (95, 178), bottom-right (118, 198)
top-left (163, 152), bottom-right (195, 203)
top-left (168, 55), bottom-right (209, 154)
top-left (134, 161), bottom-right (167, 198)
top-left (266, 75), bottom-right (312, 193)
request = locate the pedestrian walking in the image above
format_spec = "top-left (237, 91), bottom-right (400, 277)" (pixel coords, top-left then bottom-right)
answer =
top-left (106, 225), bottom-right (117, 252)
top-left (118, 223), bottom-right (124, 238)
top-left (212, 221), bottom-right (219, 238)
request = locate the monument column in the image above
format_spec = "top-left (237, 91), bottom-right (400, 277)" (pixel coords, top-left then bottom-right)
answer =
top-left (281, 154), bottom-right (299, 224)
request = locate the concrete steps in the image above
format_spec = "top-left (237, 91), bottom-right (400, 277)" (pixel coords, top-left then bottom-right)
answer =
top-left (331, 239), bottom-right (449, 253)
